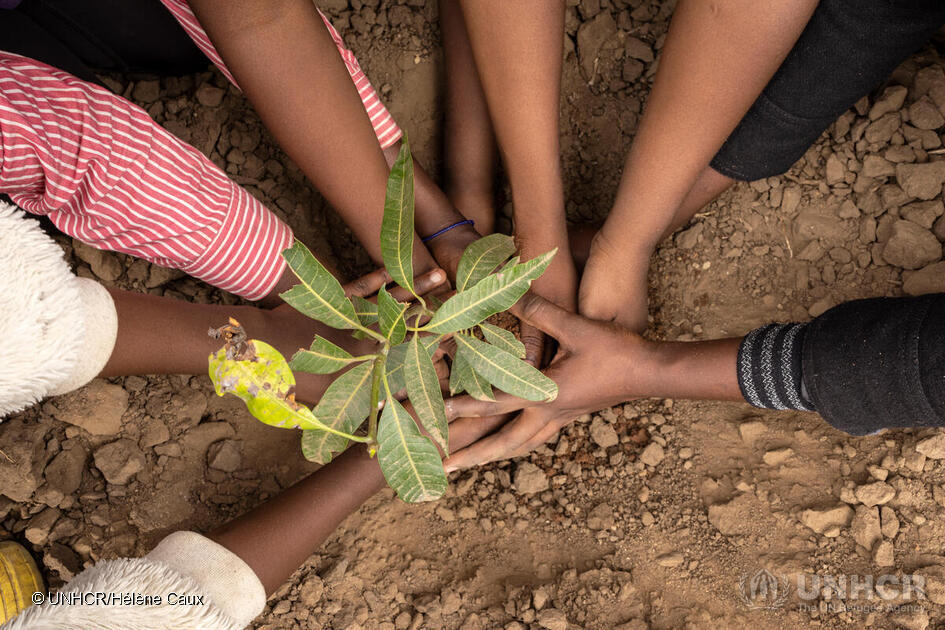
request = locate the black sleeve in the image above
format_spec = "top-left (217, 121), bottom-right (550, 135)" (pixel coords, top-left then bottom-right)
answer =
top-left (737, 294), bottom-right (945, 435)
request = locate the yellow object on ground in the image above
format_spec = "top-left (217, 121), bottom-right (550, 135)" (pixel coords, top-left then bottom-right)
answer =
top-left (0, 540), bottom-right (44, 624)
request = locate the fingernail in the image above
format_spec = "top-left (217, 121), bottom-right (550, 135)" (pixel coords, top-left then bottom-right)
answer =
top-left (429, 270), bottom-right (444, 284)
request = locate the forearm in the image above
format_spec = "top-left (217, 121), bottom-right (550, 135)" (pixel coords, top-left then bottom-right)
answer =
top-left (600, 0), bottom-right (817, 253)
top-left (457, 1), bottom-right (570, 260)
top-left (639, 337), bottom-right (744, 402)
top-left (187, 0), bottom-right (436, 272)
top-left (208, 442), bottom-right (384, 595)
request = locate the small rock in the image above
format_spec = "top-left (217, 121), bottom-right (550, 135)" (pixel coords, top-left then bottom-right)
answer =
top-left (762, 447), bottom-right (794, 466)
top-left (881, 506), bottom-right (900, 538)
top-left (889, 608), bottom-right (929, 630)
top-left (904, 262), bottom-right (945, 296)
top-left (909, 96), bottom-right (945, 130)
top-left (72, 241), bottom-right (122, 282)
top-left (902, 200), bottom-right (945, 229)
top-left (868, 465), bottom-right (889, 481)
top-left (639, 442), bottom-right (664, 467)
top-left (52, 380), bottom-right (128, 435)
top-left (93, 439), bottom-right (145, 485)
top-left (851, 505), bottom-right (882, 550)
top-left (298, 575), bottom-right (324, 606)
top-left (800, 505), bottom-right (854, 534)
top-left (882, 221), bottom-right (942, 269)
top-left (139, 417), bottom-right (170, 449)
top-left (825, 154), bottom-right (845, 185)
top-left (207, 439), bottom-right (242, 472)
top-left (146, 265), bottom-right (186, 288)
top-left (856, 481), bottom-right (896, 506)
top-left (625, 37), bottom-right (654, 62)
top-left (587, 503), bottom-right (615, 530)
top-left (0, 419), bottom-right (47, 501)
top-left (865, 112), bottom-right (901, 144)
top-left (589, 417), bottom-right (619, 448)
top-left (576, 11), bottom-right (617, 79)
top-left (44, 446), bottom-right (87, 497)
top-left (514, 462), bottom-right (548, 494)
top-left (862, 155), bottom-right (896, 178)
top-left (708, 494), bottom-right (754, 536)
top-left (132, 80), bottom-right (160, 103)
top-left (25, 507), bottom-right (60, 545)
top-left (678, 447), bottom-right (693, 460)
top-left (44, 543), bottom-right (82, 581)
top-left (896, 161), bottom-right (945, 200)
top-left (656, 552), bottom-right (684, 568)
top-left (873, 540), bottom-right (895, 567)
top-left (196, 84), bottom-right (225, 107)
top-left (532, 587), bottom-right (550, 611)
top-left (537, 608), bottom-right (569, 630)
top-left (916, 433), bottom-right (945, 459)
top-left (869, 85), bottom-right (908, 120)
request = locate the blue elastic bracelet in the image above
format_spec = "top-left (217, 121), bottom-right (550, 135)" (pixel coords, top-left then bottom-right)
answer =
top-left (421, 219), bottom-right (474, 243)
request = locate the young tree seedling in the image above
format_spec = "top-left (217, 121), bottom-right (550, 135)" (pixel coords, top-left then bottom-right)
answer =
top-left (208, 138), bottom-right (557, 502)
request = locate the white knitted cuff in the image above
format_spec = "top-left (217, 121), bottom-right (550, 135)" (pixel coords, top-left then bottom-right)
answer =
top-left (146, 532), bottom-right (266, 628)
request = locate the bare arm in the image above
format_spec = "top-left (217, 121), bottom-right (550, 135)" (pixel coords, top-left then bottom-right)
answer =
top-left (186, 0), bottom-right (442, 272)
top-left (580, 0), bottom-right (819, 324)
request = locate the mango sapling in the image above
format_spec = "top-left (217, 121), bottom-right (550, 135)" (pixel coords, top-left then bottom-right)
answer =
top-left (208, 138), bottom-right (557, 502)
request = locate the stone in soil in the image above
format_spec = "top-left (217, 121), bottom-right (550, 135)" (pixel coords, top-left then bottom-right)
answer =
top-left (639, 442), bottom-right (664, 467)
top-left (196, 84), bottom-right (225, 107)
top-left (51, 380), bottom-right (128, 436)
top-left (536, 608), bottom-right (569, 630)
top-left (25, 507), bottom-right (60, 545)
top-left (916, 433), bottom-right (945, 459)
top-left (896, 161), bottom-right (945, 200)
top-left (72, 240), bottom-right (122, 282)
top-left (851, 505), bottom-right (882, 550)
top-left (514, 462), bottom-right (548, 494)
top-left (904, 261), bottom-right (945, 296)
top-left (576, 11), bottom-right (616, 79)
top-left (44, 445), bottom-right (88, 497)
top-left (902, 200), bottom-right (944, 229)
top-left (589, 417), bottom-right (619, 448)
top-left (882, 220), bottom-right (942, 269)
top-left (855, 481), bottom-right (896, 506)
top-left (873, 540), bottom-right (895, 567)
top-left (0, 419), bottom-right (48, 501)
top-left (799, 505), bottom-right (854, 534)
top-left (93, 439), bottom-right (146, 485)
top-left (207, 439), bottom-right (242, 472)
top-left (44, 543), bottom-right (82, 581)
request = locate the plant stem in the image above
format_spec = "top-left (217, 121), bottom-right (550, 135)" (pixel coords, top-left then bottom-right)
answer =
top-left (366, 349), bottom-right (387, 456)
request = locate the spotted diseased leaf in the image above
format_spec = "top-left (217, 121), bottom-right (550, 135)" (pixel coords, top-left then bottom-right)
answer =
top-left (454, 333), bottom-right (557, 402)
top-left (425, 250), bottom-right (556, 334)
top-left (209, 340), bottom-right (324, 430)
top-left (479, 322), bottom-right (526, 359)
top-left (404, 334), bottom-right (448, 452)
top-left (455, 233), bottom-right (517, 291)
top-left (376, 395), bottom-right (447, 503)
top-left (378, 285), bottom-right (407, 345)
top-left (301, 362), bottom-right (375, 464)
top-left (450, 341), bottom-right (495, 401)
top-left (281, 241), bottom-right (360, 330)
top-left (351, 295), bottom-right (378, 326)
top-left (381, 138), bottom-right (415, 292)
top-left (289, 335), bottom-right (365, 374)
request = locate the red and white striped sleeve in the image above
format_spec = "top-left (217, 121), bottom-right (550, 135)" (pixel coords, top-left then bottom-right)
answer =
top-left (0, 52), bottom-right (294, 301)
top-left (159, 0), bottom-right (403, 149)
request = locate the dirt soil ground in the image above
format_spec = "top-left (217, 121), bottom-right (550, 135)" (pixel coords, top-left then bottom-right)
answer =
top-left (6, 1), bottom-right (945, 629)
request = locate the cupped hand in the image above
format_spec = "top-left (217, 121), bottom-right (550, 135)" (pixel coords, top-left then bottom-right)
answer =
top-left (578, 231), bottom-right (650, 333)
top-left (442, 292), bottom-right (655, 471)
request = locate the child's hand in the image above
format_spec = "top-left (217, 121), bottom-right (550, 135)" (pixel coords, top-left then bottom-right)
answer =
top-left (343, 267), bottom-right (447, 303)
top-left (440, 292), bottom-right (655, 470)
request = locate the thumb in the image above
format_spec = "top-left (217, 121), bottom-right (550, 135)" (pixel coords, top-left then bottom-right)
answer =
top-left (512, 292), bottom-right (585, 346)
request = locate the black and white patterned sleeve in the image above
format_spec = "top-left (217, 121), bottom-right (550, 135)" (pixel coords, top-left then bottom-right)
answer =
top-left (736, 322), bottom-right (815, 412)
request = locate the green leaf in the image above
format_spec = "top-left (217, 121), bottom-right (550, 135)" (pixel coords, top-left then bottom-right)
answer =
top-left (352, 296), bottom-right (378, 326)
top-left (455, 233), bottom-right (517, 291)
top-left (378, 286), bottom-right (407, 345)
top-left (280, 241), bottom-right (360, 330)
top-left (381, 138), bottom-right (415, 292)
top-left (424, 250), bottom-right (556, 334)
top-left (289, 335), bottom-right (364, 374)
top-left (479, 322), bottom-right (526, 359)
top-left (450, 342), bottom-right (495, 401)
top-left (209, 340), bottom-right (324, 430)
top-left (301, 361), bottom-right (375, 464)
top-left (404, 334), bottom-right (448, 452)
top-left (376, 395), bottom-right (447, 503)
top-left (387, 335), bottom-right (438, 394)
top-left (454, 333), bottom-right (557, 402)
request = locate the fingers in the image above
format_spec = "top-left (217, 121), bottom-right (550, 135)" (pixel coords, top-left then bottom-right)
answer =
top-left (344, 268), bottom-right (392, 298)
top-left (388, 269), bottom-right (447, 302)
top-left (519, 322), bottom-right (545, 367)
top-left (444, 392), bottom-right (537, 421)
top-left (447, 414), bottom-right (511, 452)
top-left (513, 292), bottom-right (588, 346)
top-left (443, 412), bottom-right (541, 472)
